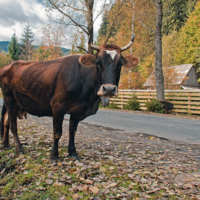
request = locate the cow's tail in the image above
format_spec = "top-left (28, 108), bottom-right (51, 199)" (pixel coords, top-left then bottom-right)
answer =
top-left (0, 103), bottom-right (6, 140)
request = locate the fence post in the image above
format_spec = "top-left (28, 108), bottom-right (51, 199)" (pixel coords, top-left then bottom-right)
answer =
top-left (148, 92), bottom-right (151, 102)
top-left (188, 92), bottom-right (191, 114)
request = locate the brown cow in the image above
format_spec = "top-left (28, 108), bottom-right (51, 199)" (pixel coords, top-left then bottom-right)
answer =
top-left (0, 36), bottom-right (139, 163)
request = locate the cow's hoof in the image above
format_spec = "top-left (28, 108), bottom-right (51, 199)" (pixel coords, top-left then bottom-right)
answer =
top-left (69, 153), bottom-right (80, 161)
top-left (49, 155), bottom-right (60, 164)
top-left (16, 146), bottom-right (26, 155)
top-left (0, 144), bottom-right (11, 150)
top-left (17, 150), bottom-right (26, 155)
top-left (4, 145), bottom-right (11, 150)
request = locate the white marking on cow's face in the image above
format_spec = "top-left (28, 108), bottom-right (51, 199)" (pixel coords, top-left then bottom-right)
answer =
top-left (105, 50), bottom-right (117, 60)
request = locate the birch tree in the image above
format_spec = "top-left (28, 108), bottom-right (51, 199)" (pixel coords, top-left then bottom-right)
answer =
top-left (43, 0), bottom-right (115, 53)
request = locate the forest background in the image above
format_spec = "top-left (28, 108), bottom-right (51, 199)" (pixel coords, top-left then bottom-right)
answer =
top-left (0, 0), bottom-right (199, 90)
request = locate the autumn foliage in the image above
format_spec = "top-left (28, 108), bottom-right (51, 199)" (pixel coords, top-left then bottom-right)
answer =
top-left (97, 0), bottom-right (199, 89)
top-left (32, 24), bottom-right (67, 61)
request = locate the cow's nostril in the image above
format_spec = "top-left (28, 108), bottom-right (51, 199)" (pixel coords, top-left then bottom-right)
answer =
top-left (112, 87), bottom-right (116, 93)
top-left (103, 86), bottom-right (106, 92)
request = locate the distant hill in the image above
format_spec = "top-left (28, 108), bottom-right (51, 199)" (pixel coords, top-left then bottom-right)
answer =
top-left (0, 41), bottom-right (9, 52)
top-left (0, 41), bottom-right (70, 55)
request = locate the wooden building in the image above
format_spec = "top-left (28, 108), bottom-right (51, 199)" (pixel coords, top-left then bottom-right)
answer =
top-left (143, 64), bottom-right (200, 90)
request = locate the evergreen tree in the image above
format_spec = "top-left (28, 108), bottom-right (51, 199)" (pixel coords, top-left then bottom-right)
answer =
top-left (163, 0), bottom-right (197, 35)
top-left (8, 33), bottom-right (20, 61)
top-left (20, 24), bottom-right (34, 61)
top-left (174, 1), bottom-right (200, 76)
top-left (98, 12), bottom-right (109, 39)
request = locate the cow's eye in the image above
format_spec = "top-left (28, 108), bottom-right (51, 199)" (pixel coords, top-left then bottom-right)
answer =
top-left (96, 59), bottom-right (102, 69)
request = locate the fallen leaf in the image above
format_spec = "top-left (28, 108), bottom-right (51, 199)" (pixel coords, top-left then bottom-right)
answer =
top-left (100, 166), bottom-right (106, 172)
top-left (57, 162), bottom-right (62, 166)
top-left (109, 166), bottom-right (115, 171)
top-left (89, 185), bottom-right (99, 194)
top-left (84, 179), bottom-right (94, 184)
top-left (36, 181), bottom-right (40, 186)
top-left (71, 193), bottom-right (79, 199)
top-left (53, 180), bottom-right (65, 187)
top-left (106, 182), bottom-right (117, 189)
top-left (128, 174), bottom-right (135, 179)
top-left (36, 187), bottom-right (46, 191)
top-left (46, 179), bottom-right (53, 185)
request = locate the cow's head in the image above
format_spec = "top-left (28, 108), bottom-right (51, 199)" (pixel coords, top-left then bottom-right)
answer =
top-left (79, 35), bottom-right (139, 105)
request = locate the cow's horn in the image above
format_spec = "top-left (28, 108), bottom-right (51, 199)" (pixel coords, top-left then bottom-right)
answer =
top-left (88, 36), bottom-right (100, 51)
top-left (121, 34), bottom-right (136, 52)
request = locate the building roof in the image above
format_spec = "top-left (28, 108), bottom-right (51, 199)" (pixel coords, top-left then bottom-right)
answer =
top-left (143, 64), bottom-right (194, 87)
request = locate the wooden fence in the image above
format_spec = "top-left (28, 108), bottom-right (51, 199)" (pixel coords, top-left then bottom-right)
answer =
top-left (110, 89), bottom-right (200, 115)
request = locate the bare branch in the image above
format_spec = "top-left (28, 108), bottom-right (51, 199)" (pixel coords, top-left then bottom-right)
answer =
top-left (93, 0), bottom-right (107, 22)
top-left (129, 0), bottom-right (137, 6)
top-left (138, 19), bottom-right (155, 32)
top-left (60, 1), bottom-right (87, 13)
top-left (76, 46), bottom-right (88, 53)
top-left (48, 0), bottom-right (89, 35)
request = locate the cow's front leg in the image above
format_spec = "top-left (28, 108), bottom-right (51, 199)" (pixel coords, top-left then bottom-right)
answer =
top-left (50, 107), bottom-right (64, 164)
top-left (68, 115), bottom-right (80, 160)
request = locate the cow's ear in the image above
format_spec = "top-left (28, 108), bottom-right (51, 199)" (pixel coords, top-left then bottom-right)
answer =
top-left (79, 54), bottom-right (96, 67)
top-left (122, 55), bottom-right (139, 68)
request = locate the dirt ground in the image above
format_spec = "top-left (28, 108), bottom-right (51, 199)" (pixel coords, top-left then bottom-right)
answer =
top-left (0, 111), bottom-right (200, 200)
top-left (1, 112), bottom-right (200, 199)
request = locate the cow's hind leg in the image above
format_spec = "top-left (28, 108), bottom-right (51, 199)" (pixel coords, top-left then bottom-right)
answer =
top-left (3, 89), bottom-right (24, 154)
top-left (0, 103), bottom-right (10, 149)
top-left (0, 103), bottom-right (6, 141)
top-left (68, 115), bottom-right (80, 160)
top-left (2, 112), bottom-right (10, 149)
top-left (50, 107), bottom-right (65, 164)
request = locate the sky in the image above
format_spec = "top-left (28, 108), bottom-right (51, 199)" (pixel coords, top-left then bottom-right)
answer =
top-left (0, 0), bottom-right (102, 48)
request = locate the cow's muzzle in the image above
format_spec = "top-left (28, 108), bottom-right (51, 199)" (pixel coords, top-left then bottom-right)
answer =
top-left (101, 97), bottom-right (110, 107)
top-left (97, 84), bottom-right (118, 97)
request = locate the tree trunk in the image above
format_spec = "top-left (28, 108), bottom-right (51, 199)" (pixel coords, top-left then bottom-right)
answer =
top-left (85, 0), bottom-right (94, 54)
top-left (129, 0), bottom-right (136, 89)
top-left (155, 0), bottom-right (164, 101)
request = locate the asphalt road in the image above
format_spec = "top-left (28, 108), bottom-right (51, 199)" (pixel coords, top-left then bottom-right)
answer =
top-left (0, 98), bottom-right (200, 144)
top-left (78, 110), bottom-right (200, 144)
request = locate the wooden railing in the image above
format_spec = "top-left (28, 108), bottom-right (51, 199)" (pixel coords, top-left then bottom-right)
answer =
top-left (110, 89), bottom-right (200, 115)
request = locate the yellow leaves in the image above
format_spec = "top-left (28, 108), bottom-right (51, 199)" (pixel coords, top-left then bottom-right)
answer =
top-left (148, 136), bottom-right (156, 140)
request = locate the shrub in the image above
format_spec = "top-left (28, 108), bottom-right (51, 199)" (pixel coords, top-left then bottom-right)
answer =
top-left (108, 101), bottom-right (119, 109)
top-left (145, 99), bottom-right (164, 113)
top-left (99, 101), bottom-right (119, 109)
top-left (124, 96), bottom-right (140, 110)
